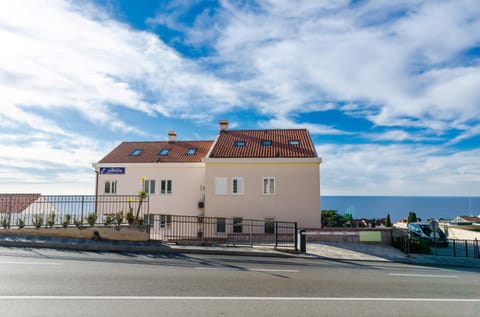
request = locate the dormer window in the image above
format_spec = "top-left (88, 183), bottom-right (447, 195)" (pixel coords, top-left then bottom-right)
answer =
top-left (186, 148), bottom-right (198, 155)
top-left (159, 148), bottom-right (170, 156)
top-left (130, 148), bottom-right (142, 156)
top-left (234, 140), bottom-right (246, 147)
top-left (288, 140), bottom-right (300, 146)
top-left (260, 140), bottom-right (272, 146)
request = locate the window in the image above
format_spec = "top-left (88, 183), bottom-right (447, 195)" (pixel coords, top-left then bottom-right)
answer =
top-left (260, 140), bottom-right (272, 146)
top-left (232, 177), bottom-right (244, 195)
top-left (233, 217), bottom-right (243, 233)
top-left (216, 218), bottom-right (226, 233)
top-left (215, 177), bottom-right (227, 195)
top-left (234, 140), bottom-right (246, 147)
top-left (143, 179), bottom-right (155, 194)
top-left (160, 215), bottom-right (172, 228)
top-left (160, 180), bottom-right (172, 194)
top-left (159, 148), bottom-right (170, 156)
top-left (130, 148), bottom-right (142, 156)
top-left (263, 177), bottom-right (275, 195)
top-left (265, 218), bottom-right (275, 234)
top-left (144, 214), bottom-right (155, 228)
top-left (104, 180), bottom-right (117, 194)
top-left (186, 148), bottom-right (197, 155)
top-left (288, 140), bottom-right (300, 146)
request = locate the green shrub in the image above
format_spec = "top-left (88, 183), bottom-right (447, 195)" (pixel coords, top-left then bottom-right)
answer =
top-left (409, 238), bottom-right (431, 254)
top-left (32, 214), bottom-right (44, 229)
top-left (126, 210), bottom-right (134, 225)
top-left (73, 216), bottom-right (83, 228)
top-left (86, 213), bottom-right (97, 227)
top-left (1, 212), bottom-right (10, 229)
top-left (115, 211), bottom-right (124, 227)
top-left (62, 214), bottom-right (71, 228)
top-left (47, 212), bottom-right (56, 228)
top-left (104, 213), bottom-right (115, 226)
top-left (16, 218), bottom-right (25, 229)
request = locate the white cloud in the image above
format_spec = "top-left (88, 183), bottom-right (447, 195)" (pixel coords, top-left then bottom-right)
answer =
top-left (318, 143), bottom-right (480, 196)
top-left (1, 0), bottom-right (479, 196)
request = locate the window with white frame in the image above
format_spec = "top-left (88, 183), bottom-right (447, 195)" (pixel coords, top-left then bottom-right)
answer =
top-left (263, 177), bottom-right (275, 195)
top-left (104, 180), bottom-right (117, 194)
top-left (160, 180), bottom-right (172, 194)
top-left (215, 177), bottom-right (227, 195)
top-left (143, 179), bottom-right (156, 194)
top-left (160, 215), bottom-right (172, 228)
top-left (232, 177), bottom-right (244, 195)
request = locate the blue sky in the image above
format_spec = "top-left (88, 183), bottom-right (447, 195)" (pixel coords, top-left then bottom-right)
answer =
top-left (1, 0), bottom-right (480, 196)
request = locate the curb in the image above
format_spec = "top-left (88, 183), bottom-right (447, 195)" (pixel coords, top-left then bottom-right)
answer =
top-left (0, 238), bottom-right (295, 258)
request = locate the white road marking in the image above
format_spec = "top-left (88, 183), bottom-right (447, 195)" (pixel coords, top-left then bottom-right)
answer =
top-left (194, 267), bottom-right (299, 273)
top-left (0, 261), bottom-right (63, 266)
top-left (388, 273), bottom-right (458, 278)
top-left (0, 296), bottom-right (478, 302)
top-left (249, 269), bottom-right (299, 273)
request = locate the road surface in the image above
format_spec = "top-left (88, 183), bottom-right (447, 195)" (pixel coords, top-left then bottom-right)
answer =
top-left (0, 247), bottom-right (479, 316)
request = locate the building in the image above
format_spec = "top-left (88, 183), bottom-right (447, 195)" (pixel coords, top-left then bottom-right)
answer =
top-left (449, 215), bottom-right (480, 225)
top-left (92, 120), bottom-right (322, 228)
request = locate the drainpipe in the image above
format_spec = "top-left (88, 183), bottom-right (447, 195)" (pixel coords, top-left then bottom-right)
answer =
top-left (94, 169), bottom-right (99, 215)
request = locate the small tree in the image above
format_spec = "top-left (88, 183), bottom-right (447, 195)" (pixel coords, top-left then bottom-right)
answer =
top-left (86, 213), bottom-right (97, 227)
top-left (47, 212), bottom-right (56, 228)
top-left (62, 214), bottom-right (71, 228)
top-left (385, 214), bottom-right (392, 227)
top-left (321, 210), bottom-right (342, 228)
top-left (407, 212), bottom-right (417, 224)
top-left (32, 214), bottom-right (44, 229)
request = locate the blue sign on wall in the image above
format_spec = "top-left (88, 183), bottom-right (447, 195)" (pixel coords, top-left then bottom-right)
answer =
top-left (99, 167), bottom-right (125, 174)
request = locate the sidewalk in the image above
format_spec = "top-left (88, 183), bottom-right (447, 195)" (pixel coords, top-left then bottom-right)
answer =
top-left (1, 234), bottom-right (479, 268)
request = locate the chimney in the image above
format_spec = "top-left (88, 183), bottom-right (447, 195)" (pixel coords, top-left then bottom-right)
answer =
top-left (219, 119), bottom-right (228, 133)
top-left (168, 130), bottom-right (177, 143)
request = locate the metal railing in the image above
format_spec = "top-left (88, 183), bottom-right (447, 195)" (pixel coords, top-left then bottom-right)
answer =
top-left (0, 195), bottom-right (149, 229)
top-left (149, 214), bottom-right (297, 250)
top-left (392, 228), bottom-right (480, 258)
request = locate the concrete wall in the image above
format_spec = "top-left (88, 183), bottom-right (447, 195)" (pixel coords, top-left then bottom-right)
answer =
top-left (0, 226), bottom-right (149, 241)
top-left (305, 228), bottom-right (392, 245)
top-left (204, 159), bottom-right (321, 228)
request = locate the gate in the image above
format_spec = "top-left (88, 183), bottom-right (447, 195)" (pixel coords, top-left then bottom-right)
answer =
top-left (148, 214), bottom-right (297, 250)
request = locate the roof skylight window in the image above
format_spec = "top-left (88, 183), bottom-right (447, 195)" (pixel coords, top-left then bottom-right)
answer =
top-left (186, 148), bottom-right (198, 155)
top-left (130, 148), bottom-right (142, 156)
top-left (234, 140), bottom-right (246, 147)
top-left (288, 140), bottom-right (300, 146)
top-left (260, 140), bottom-right (272, 146)
top-left (159, 148), bottom-right (170, 156)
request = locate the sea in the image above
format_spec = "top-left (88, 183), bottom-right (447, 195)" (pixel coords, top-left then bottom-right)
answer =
top-left (321, 196), bottom-right (480, 222)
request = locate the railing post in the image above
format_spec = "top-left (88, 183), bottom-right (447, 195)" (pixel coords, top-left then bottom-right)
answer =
top-left (474, 238), bottom-right (479, 258)
top-left (465, 240), bottom-right (468, 258)
top-left (294, 222), bottom-right (298, 251)
top-left (81, 195), bottom-right (85, 228)
top-left (275, 221), bottom-right (279, 248)
top-left (453, 240), bottom-right (456, 257)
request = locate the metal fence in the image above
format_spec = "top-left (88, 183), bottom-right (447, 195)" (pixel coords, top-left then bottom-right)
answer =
top-left (0, 195), bottom-right (149, 229)
top-left (392, 229), bottom-right (480, 258)
top-left (149, 214), bottom-right (298, 250)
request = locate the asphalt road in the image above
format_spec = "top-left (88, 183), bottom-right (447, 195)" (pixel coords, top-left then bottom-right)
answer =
top-left (0, 247), bottom-right (479, 316)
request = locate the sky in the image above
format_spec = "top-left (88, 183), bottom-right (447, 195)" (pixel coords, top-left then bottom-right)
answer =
top-left (0, 0), bottom-right (479, 196)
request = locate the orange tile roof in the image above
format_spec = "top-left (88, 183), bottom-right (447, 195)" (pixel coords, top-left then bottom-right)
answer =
top-left (209, 129), bottom-right (317, 158)
top-left (0, 194), bottom-right (41, 214)
top-left (98, 141), bottom-right (214, 163)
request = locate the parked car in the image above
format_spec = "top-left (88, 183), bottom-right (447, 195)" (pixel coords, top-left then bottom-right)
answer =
top-left (408, 222), bottom-right (448, 247)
